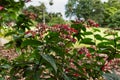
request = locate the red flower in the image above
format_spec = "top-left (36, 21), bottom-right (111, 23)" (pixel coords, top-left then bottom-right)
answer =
top-left (101, 65), bottom-right (105, 71)
top-left (0, 6), bottom-right (4, 10)
top-left (95, 23), bottom-right (99, 27)
top-left (78, 51), bottom-right (83, 54)
top-left (70, 28), bottom-right (78, 34)
top-left (65, 68), bottom-right (69, 73)
top-left (86, 53), bottom-right (91, 58)
top-left (73, 73), bottom-right (79, 77)
top-left (70, 38), bottom-right (77, 43)
top-left (62, 25), bottom-right (69, 30)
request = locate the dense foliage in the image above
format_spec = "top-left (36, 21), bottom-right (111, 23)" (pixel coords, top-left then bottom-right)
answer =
top-left (0, 0), bottom-right (120, 80)
top-left (65, 0), bottom-right (120, 28)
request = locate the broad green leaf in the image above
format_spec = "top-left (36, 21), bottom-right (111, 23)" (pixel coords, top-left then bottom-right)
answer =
top-left (21, 39), bottom-right (42, 47)
top-left (94, 34), bottom-right (104, 40)
top-left (93, 28), bottom-right (101, 32)
top-left (41, 54), bottom-right (57, 73)
top-left (80, 38), bottom-right (95, 45)
top-left (83, 31), bottom-right (93, 35)
top-left (114, 54), bottom-right (120, 58)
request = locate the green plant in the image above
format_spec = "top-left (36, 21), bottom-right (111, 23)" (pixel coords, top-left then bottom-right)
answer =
top-left (1, 0), bottom-right (120, 80)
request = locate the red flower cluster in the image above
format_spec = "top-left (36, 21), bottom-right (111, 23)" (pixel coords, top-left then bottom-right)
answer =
top-left (78, 47), bottom-right (91, 58)
top-left (0, 6), bottom-right (4, 10)
top-left (25, 23), bottom-right (49, 38)
top-left (51, 24), bottom-right (78, 34)
top-left (36, 23), bottom-right (48, 38)
top-left (50, 24), bottom-right (78, 43)
top-left (87, 19), bottom-right (99, 27)
top-left (101, 59), bottom-right (120, 72)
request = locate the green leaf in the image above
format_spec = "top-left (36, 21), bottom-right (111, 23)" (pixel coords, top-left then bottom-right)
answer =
top-left (114, 54), bottom-right (120, 58)
top-left (93, 28), bottom-right (101, 32)
top-left (4, 41), bottom-right (14, 49)
top-left (116, 37), bottom-right (120, 41)
top-left (83, 31), bottom-right (93, 35)
top-left (94, 34), bottom-right (104, 40)
top-left (117, 44), bottom-right (120, 49)
top-left (80, 38), bottom-right (95, 45)
top-left (41, 54), bottom-right (57, 73)
top-left (21, 39), bottom-right (42, 47)
top-left (4, 31), bottom-right (16, 37)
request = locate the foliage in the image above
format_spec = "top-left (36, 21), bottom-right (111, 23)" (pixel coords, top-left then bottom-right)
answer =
top-left (0, 0), bottom-right (120, 80)
top-left (65, 0), bottom-right (104, 24)
top-left (24, 4), bottom-right (65, 25)
top-left (65, 0), bottom-right (120, 27)
top-left (102, 0), bottom-right (120, 27)
top-left (106, 10), bottom-right (120, 28)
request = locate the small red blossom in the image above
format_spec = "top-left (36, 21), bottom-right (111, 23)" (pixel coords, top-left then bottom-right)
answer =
top-left (70, 28), bottom-right (78, 34)
top-left (62, 24), bottom-right (69, 30)
top-left (78, 51), bottom-right (83, 54)
top-left (70, 38), bottom-right (77, 43)
top-left (65, 68), bottom-right (69, 73)
top-left (73, 73), bottom-right (79, 77)
top-left (0, 6), bottom-right (4, 10)
top-left (101, 65), bottom-right (106, 71)
top-left (95, 23), bottom-right (99, 27)
top-left (86, 53), bottom-right (91, 58)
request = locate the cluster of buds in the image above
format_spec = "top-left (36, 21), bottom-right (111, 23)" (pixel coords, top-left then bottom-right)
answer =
top-left (0, 6), bottom-right (4, 10)
top-left (87, 19), bottom-right (99, 27)
top-left (36, 23), bottom-right (48, 38)
top-left (101, 59), bottom-right (120, 72)
top-left (78, 47), bottom-right (91, 58)
top-left (25, 23), bottom-right (48, 38)
top-left (25, 24), bottom-right (78, 43)
top-left (50, 24), bottom-right (78, 34)
top-left (50, 24), bottom-right (78, 43)
top-left (23, 10), bottom-right (37, 20)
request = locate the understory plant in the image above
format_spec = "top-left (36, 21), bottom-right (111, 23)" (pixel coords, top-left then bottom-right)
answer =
top-left (1, 0), bottom-right (120, 80)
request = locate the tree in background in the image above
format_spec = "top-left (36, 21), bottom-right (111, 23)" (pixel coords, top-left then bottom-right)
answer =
top-left (65, 0), bottom-right (104, 24)
top-left (102, 0), bottom-right (120, 27)
top-left (24, 2), bottom-right (66, 25)
top-left (65, 0), bottom-right (120, 28)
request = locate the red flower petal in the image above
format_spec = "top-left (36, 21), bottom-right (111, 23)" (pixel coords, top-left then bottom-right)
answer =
top-left (0, 6), bottom-right (4, 10)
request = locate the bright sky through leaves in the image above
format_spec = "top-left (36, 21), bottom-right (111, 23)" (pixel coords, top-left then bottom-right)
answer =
top-left (26, 0), bottom-right (108, 20)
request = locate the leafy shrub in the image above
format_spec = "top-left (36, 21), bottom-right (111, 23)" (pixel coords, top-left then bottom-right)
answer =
top-left (1, 0), bottom-right (120, 80)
